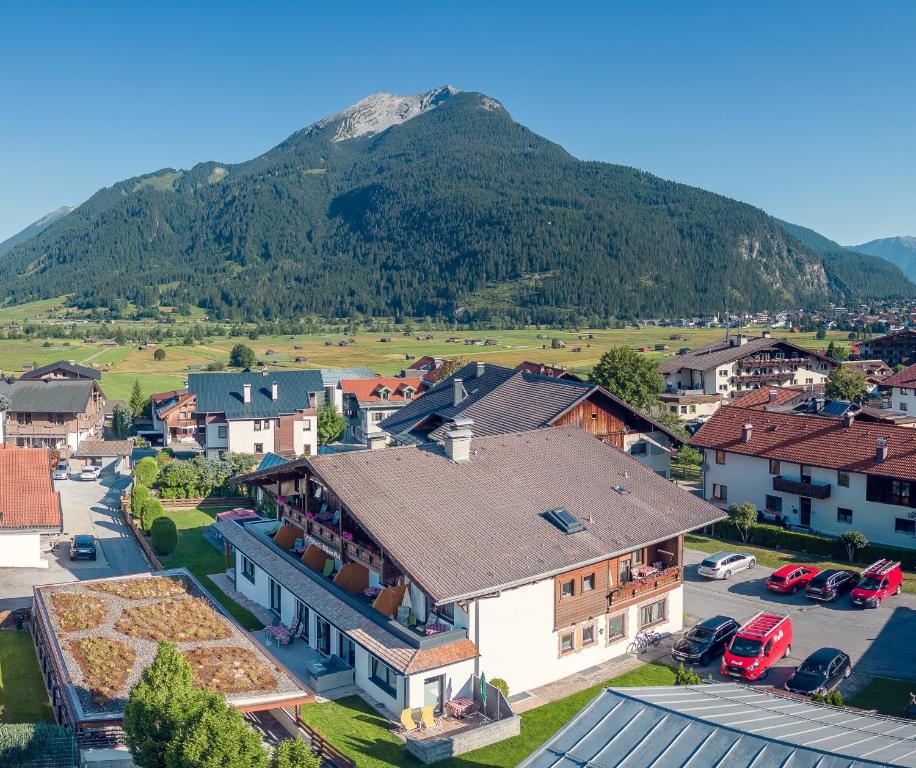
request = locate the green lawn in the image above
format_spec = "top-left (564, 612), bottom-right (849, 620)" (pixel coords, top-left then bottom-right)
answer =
top-left (0, 631), bottom-right (54, 723)
top-left (848, 677), bottom-right (914, 716)
top-left (301, 663), bottom-right (676, 768)
top-left (159, 507), bottom-right (264, 631)
top-left (684, 533), bottom-right (916, 594)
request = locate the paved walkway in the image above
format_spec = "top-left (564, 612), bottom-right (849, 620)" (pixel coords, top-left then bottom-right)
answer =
top-left (208, 572), bottom-right (275, 626)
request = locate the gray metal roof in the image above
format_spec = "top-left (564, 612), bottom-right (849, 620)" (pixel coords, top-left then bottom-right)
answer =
top-left (20, 360), bottom-right (101, 380)
top-left (189, 370), bottom-right (323, 418)
top-left (519, 683), bottom-right (916, 768)
top-left (7, 380), bottom-right (95, 413)
top-left (319, 367), bottom-right (377, 386)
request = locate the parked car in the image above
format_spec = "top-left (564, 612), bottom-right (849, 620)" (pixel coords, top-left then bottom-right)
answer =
top-left (721, 612), bottom-right (792, 681)
top-left (784, 647), bottom-right (851, 695)
top-left (766, 564), bottom-right (820, 595)
top-left (79, 464), bottom-right (102, 481)
top-left (805, 569), bottom-right (859, 602)
top-left (69, 534), bottom-right (97, 561)
top-left (51, 461), bottom-right (71, 480)
top-left (671, 615), bottom-right (739, 666)
top-left (850, 560), bottom-right (903, 608)
top-left (697, 551), bottom-right (756, 580)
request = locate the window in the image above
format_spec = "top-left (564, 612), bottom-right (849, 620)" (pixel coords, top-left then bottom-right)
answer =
top-left (689, 405), bottom-right (697, 413)
top-left (371, 412), bottom-right (385, 422)
top-left (718, 369), bottom-right (728, 377)
top-left (895, 518), bottom-right (916, 535)
top-left (868, 476), bottom-right (914, 508)
top-left (837, 472), bottom-right (849, 488)
top-left (639, 598), bottom-right (667, 628)
top-left (368, 654), bottom-right (398, 697)
top-left (902, 388), bottom-right (911, 396)
top-left (630, 442), bottom-right (647, 455)
top-left (561, 580), bottom-right (575, 599)
top-left (606, 613), bottom-right (626, 642)
top-left (715, 450), bottom-right (726, 465)
top-left (254, 443), bottom-right (264, 454)
top-left (800, 465), bottom-right (811, 483)
top-left (242, 556), bottom-right (255, 584)
top-left (768, 459), bottom-right (780, 475)
top-left (254, 420), bottom-right (262, 431)
top-left (633, 549), bottom-right (644, 565)
top-left (669, 406), bottom-right (677, 413)
top-left (901, 402), bottom-right (909, 412)
top-left (837, 508), bottom-right (853, 524)
top-left (765, 495), bottom-right (782, 513)
top-left (712, 483), bottom-right (728, 501)
top-left (558, 631), bottom-right (575, 655)
top-left (295, 600), bottom-right (309, 642)
top-left (339, 635), bottom-right (355, 667)
top-left (217, 425), bottom-right (227, 439)
top-left (680, 406), bottom-right (687, 414)
top-left (580, 624), bottom-right (596, 647)
top-left (582, 573), bottom-right (595, 592)
top-left (269, 578), bottom-right (282, 615)
top-left (302, 419), bottom-right (311, 429)
top-left (316, 616), bottom-right (332, 656)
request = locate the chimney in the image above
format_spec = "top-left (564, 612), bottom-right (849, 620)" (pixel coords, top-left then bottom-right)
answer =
top-left (762, 331), bottom-right (771, 339)
top-left (271, 381), bottom-right (279, 400)
top-left (261, 368), bottom-right (268, 377)
top-left (768, 389), bottom-right (778, 403)
top-left (843, 411), bottom-right (854, 428)
top-left (475, 361), bottom-right (485, 378)
top-left (444, 428), bottom-right (472, 462)
top-left (742, 422), bottom-right (753, 442)
top-left (452, 378), bottom-right (465, 408)
top-left (243, 383), bottom-right (251, 404)
top-left (737, 334), bottom-right (748, 346)
top-left (876, 437), bottom-right (888, 462)
top-left (366, 431), bottom-right (389, 450)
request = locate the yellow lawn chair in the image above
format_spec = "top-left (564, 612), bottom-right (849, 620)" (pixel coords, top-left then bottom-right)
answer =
top-left (420, 705), bottom-right (440, 731)
top-left (400, 708), bottom-right (419, 733)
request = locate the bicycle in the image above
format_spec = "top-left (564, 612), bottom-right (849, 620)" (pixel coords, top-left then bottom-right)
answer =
top-left (626, 630), bottom-right (662, 654)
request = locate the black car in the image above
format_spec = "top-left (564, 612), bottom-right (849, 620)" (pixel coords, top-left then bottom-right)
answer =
top-left (785, 647), bottom-right (851, 695)
top-left (69, 534), bottom-right (97, 561)
top-left (805, 569), bottom-right (858, 602)
top-left (671, 615), bottom-right (739, 666)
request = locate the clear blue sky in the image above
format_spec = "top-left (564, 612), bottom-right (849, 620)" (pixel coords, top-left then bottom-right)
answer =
top-left (2, 1), bottom-right (914, 245)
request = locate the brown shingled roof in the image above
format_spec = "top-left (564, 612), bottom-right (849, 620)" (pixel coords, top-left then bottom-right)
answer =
top-left (881, 362), bottom-right (916, 389)
top-left (729, 387), bottom-right (807, 409)
top-left (0, 445), bottom-right (63, 530)
top-left (658, 336), bottom-right (832, 375)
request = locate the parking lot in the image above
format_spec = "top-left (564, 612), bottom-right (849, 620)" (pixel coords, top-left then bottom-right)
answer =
top-left (681, 547), bottom-right (916, 692)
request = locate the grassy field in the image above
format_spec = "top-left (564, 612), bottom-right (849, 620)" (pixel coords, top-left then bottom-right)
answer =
top-left (301, 662), bottom-right (676, 768)
top-left (848, 676), bottom-right (914, 716)
top-left (0, 631), bottom-right (54, 723)
top-left (160, 507), bottom-right (264, 631)
top-left (684, 533), bottom-right (916, 594)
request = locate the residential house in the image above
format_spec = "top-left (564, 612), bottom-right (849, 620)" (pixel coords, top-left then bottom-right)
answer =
top-left (514, 361), bottom-right (581, 380)
top-left (339, 377), bottom-right (425, 445)
top-left (150, 389), bottom-right (199, 452)
top-left (19, 360), bottom-right (102, 382)
top-left (3, 379), bottom-right (105, 456)
top-left (379, 362), bottom-right (680, 476)
top-left (842, 359), bottom-right (894, 388)
top-left (859, 329), bottom-right (916, 367)
top-left (402, 356), bottom-right (445, 384)
top-left (691, 405), bottom-right (916, 548)
top-left (658, 334), bottom-right (835, 399)
top-left (880, 362), bottom-right (916, 414)
top-left (0, 445), bottom-right (62, 568)
top-left (225, 426), bottom-right (723, 713)
top-left (656, 392), bottom-right (722, 422)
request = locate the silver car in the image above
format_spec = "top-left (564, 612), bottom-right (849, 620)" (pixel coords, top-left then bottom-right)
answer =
top-left (697, 551), bottom-right (756, 579)
top-left (52, 462), bottom-right (70, 480)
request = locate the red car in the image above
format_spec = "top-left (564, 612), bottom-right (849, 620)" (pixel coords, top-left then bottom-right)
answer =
top-left (721, 612), bottom-right (792, 681)
top-left (765, 565), bottom-right (819, 595)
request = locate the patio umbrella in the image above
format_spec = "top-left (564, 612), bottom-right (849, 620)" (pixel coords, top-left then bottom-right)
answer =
top-left (480, 672), bottom-right (488, 712)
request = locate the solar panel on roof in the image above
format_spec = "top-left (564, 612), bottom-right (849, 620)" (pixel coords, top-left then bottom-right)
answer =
top-left (820, 399), bottom-right (853, 416)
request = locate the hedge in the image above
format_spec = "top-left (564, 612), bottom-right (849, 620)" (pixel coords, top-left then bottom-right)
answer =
top-left (140, 497), bottom-right (165, 533)
top-left (150, 516), bottom-right (178, 555)
top-left (0, 723), bottom-right (76, 767)
top-left (711, 521), bottom-right (916, 570)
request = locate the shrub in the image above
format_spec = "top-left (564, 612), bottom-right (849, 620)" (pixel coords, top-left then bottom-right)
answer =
top-left (0, 724), bottom-right (76, 766)
top-left (141, 498), bottom-right (165, 532)
top-left (131, 484), bottom-right (150, 519)
top-left (153, 348), bottom-right (166, 361)
top-left (726, 502), bottom-right (757, 543)
top-left (133, 456), bottom-right (159, 487)
top-left (840, 530), bottom-right (868, 561)
top-left (271, 739), bottom-right (320, 768)
top-left (489, 678), bottom-right (509, 698)
top-left (811, 690), bottom-right (844, 706)
top-left (150, 517), bottom-right (178, 555)
top-left (674, 662), bottom-right (702, 686)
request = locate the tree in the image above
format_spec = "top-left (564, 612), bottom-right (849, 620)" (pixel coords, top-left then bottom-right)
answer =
top-left (674, 662), bottom-right (702, 686)
top-left (115, 327), bottom-right (127, 345)
top-left (815, 327), bottom-right (827, 340)
top-left (675, 445), bottom-right (703, 467)
top-left (825, 341), bottom-right (849, 361)
top-left (141, 498), bottom-right (165, 533)
top-left (134, 456), bottom-right (159, 487)
top-left (825, 366), bottom-right (868, 404)
top-left (165, 693), bottom-right (268, 768)
top-left (154, 348), bottom-right (166, 361)
top-left (317, 402), bottom-right (346, 445)
top-left (270, 739), bottom-right (320, 768)
top-left (123, 643), bottom-right (197, 768)
top-left (129, 380), bottom-right (148, 419)
top-left (113, 403), bottom-right (134, 439)
top-left (590, 347), bottom-right (662, 410)
top-left (229, 344), bottom-right (256, 368)
top-left (840, 530), bottom-right (868, 561)
top-left (427, 357), bottom-right (465, 384)
top-left (726, 502), bottom-right (757, 544)
top-left (150, 517), bottom-right (178, 555)
top-left (131, 484), bottom-right (150, 518)
top-left (648, 409), bottom-right (689, 441)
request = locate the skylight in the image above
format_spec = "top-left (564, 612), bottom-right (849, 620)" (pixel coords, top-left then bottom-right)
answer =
top-left (543, 507), bottom-right (585, 534)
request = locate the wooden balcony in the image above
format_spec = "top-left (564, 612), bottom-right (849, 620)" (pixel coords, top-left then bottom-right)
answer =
top-left (607, 567), bottom-right (680, 606)
top-left (773, 475), bottom-right (831, 499)
top-left (738, 357), bottom-right (806, 369)
top-left (736, 372), bottom-right (795, 384)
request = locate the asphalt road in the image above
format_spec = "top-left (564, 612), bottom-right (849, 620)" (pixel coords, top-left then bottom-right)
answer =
top-left (681, 547), bottom-right (916, 690)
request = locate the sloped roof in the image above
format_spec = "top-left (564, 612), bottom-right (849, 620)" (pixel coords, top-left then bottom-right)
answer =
top-left (257, 452), bottom-right (289, 471)
top-left (340, 377), bottom-right (424, 405)
top-left (73, 440), bottom-right (133, 458)
top-left (189, 371), bottom-right (322, 418)
top-left (303, 428), bottom-right (723, 602)
top-left (519, 684), bottom-right (916, 768)
top-left (729, 386), bottom-right (808, 409)
top-left (318, 367), bottom-right (377, 387)
top-left (0, 445), bottom-right (62, 530)
top-left (691, 405), bottom-right (916, 481)
top-left (514, 361), bottom-right (580, 380)
top-left (882, 362), bottom-right (916, 388)
top-left (658, 336), bottom-right (832, 374)
top-left (7, 379), bottom-right (95, 413)
top-left (19, 360), bottom-right (101, 380)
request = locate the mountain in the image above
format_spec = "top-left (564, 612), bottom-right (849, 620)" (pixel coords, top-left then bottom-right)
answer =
top-left (1, 86), bottom-right (913, 323)
top-left (775, 219), bottom-right (916, 299)
top-left (850, 236), bottom-right (916, 282)
top-left (0, 206), bottom-right (73, 257)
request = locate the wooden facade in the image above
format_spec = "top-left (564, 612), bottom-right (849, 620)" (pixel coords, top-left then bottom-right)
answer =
top-left (552, 396), bottom-right (628, 447)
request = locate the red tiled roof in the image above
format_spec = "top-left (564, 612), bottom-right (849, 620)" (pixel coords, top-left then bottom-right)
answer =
top-left (0, 445), bottom-right (63, 530)
top-left (729, 387), bottom-right (806, 409)
top-left (881, 362), bottom-right (916, 389)
top-left (515, 361), bottom-right (578, 379)
top-left (340, 377), bottom-right (424, 403)
top-left (690, 405), bottom-right (916, 481)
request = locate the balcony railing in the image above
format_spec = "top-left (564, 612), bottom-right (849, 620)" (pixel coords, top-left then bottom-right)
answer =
top-left (736, 372), bottom-right (795, 384)
top-left (607, 566), bottom-right (680, 606)
top-left (738, 357), bottom-right (806, 369)
top-left (773, 475), bottom-right (831, 499)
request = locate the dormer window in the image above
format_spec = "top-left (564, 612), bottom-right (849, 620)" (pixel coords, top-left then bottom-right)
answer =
top-left (402, 386), bottom-right (415, 400)
top-left (376, 386), bottom-right (391, 401)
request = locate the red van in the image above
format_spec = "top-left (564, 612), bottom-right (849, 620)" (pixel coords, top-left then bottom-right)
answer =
top-left (720, 612), bottom-right (792, 681)
top-left (850, 560), bottom-right (903, 608)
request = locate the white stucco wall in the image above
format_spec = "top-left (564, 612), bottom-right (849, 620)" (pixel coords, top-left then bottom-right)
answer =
top-left (227, 419), bottom-right (273, 454)
top-left (891, 386), bottom-right (916, 414)
top-left (0, 532), bottom-right (47, 568)
top-left (293, 415), bottom-right (318, 457)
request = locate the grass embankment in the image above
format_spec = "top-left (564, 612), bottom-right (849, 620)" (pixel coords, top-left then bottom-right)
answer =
top-left (301, 663), bottom-right (676, 768)
top-left (0, 631), bottom-right (54, 723)
top-left (685, 533), bottom-right (916, 594)
top-left (160, 507), bottom-right (264, 631)
top-left (848, 677), bottom-right (914, 716)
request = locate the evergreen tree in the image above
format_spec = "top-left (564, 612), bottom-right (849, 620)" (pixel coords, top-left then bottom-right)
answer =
top-left (270, 739), bottom-right (320, 768)
top-left (113, 403), bottom-right (134, 439)
top-left (129, 380), bottom-right (147, 418)
top-left (590, 347), bottom-right (662, 410)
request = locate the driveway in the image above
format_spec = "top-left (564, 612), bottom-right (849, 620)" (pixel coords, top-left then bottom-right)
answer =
top-left (0, 461), bottom-right (149, 610)
top-left (681, 548), bottom-right (916, 691)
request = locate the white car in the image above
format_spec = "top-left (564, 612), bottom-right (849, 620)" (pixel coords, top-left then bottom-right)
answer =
top-left (79, 465), bottom-right (102, 481)
top-left (697, 551), bottom-right (756, 579)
